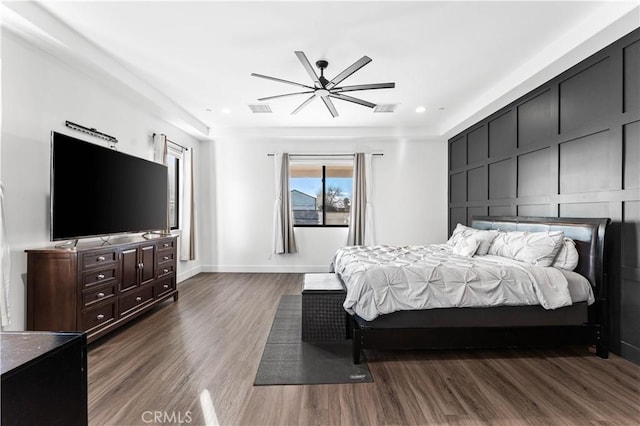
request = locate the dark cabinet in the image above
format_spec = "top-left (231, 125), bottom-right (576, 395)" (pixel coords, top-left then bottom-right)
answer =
top-left (1, 332), bottom-right (88, 426)
top-left (121, 243), bottom-right (155, 292)
top-left (121, 247), bottom-right (139, 291)
top-left (26, 235), bottom-right (178, 343)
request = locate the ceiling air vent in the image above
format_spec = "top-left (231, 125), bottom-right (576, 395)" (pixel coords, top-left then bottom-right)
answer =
top-left (374, 104), bottom-right (397, 113)
top-left (249, 104), bottom-right (272, 113)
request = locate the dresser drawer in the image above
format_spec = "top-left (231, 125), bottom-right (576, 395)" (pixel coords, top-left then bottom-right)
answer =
top-left (82, 283), bottom-right (116, 307)
top-left (82, 301), bottom-right (116, 332)
top-left (154, 277), bottom-right (175, 298)
top-left (158, 251), bottom-right (175, 265)
top-left (119, 285), bottom-right (154, 316)
top-left (81, 249), bottom-right (117, 270)
top-left (157, 239), bottom-right (176, 252)
top-left (157, 264), bottom-right (174, 279)
top-left (82, 266), bottom-right (117, 288)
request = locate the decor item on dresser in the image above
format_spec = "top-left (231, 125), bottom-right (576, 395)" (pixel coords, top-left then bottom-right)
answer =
top-left (330, 216), bottom-right (610, 364)
top-left (26, 235), bottom-right (177, 343)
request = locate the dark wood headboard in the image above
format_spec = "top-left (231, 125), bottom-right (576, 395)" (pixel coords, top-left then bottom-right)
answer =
top-left (471, 216), bottom-right (610, 289)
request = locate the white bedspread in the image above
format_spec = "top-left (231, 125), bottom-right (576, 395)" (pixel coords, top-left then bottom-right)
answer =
top-left (331, 244), bottom-right (594, 321)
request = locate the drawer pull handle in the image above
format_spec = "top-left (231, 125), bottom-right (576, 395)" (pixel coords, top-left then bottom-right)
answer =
top-left (97, 292), bottom-right (105, 298)
top-left (163, 268), bottom-right (169, 273)
top-left (163, 256), bottom-right (169, 260)
top-left (136, 297), bottom-right (142, 302)
top-left (97, 314), bottom-right (105, 320)
top-left (163, 243), bottom-right (169, 248)
top-left (96, 256), bottom-right (106, 262)
top-left (97, 273), bottom-right (105, 280)
top-left (163, 284), bottom-right (169, 289)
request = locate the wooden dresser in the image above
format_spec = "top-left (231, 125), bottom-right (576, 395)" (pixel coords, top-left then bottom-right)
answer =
top-left (26, 235), bottom-right (178, 343)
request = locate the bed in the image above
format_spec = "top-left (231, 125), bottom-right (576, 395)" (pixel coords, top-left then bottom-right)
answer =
top-left (330, 216), bottom-right (610, 364)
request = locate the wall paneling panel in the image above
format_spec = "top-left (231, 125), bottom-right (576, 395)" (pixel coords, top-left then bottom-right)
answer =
top-left (448, 28), bottom-right (640, 365)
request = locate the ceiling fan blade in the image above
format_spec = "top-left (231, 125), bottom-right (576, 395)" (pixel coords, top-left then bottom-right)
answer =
top-left (332, 82), bottom-right (395, 93)
top-left (326, 56), bottom-right (372, 89)
top-left (251, 73), bottom-right (313, 90)
top-left (258, 90), bottom-right (314, 101)
top-left (321, 96), bottom-right (339, 117)
top-left (329, 93), bottom-right (376, 109)
top-left (294, 51), bottom-right (321, 87)
top-left (291, 94), bottom-right (317, 115)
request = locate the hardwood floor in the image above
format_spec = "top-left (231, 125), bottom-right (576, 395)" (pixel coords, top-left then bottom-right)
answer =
top-left (87, 273), bottom-right (640, 426)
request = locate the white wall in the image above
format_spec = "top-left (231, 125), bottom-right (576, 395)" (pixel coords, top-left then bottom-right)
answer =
top-left (0, 30), bottom-right (202, 331)
top-left (200, 133), bottom-right (448, 272)
top-left (0, 23), bottom-right (449, 331)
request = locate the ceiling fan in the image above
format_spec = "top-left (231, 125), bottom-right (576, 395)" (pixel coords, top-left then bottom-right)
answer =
top-left (251, 51), bottom-right (395, 117)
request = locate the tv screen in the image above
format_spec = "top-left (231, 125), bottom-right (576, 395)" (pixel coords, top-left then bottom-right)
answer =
top-left (51, 131), bottom-right (168, 241)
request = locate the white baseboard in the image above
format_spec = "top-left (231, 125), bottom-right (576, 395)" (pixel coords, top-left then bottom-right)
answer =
top-left (177, 265), bottom-right (203, 283)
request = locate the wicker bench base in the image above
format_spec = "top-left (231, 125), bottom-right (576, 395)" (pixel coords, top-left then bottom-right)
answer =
top-left (301, 273), bottom-right (347, 341)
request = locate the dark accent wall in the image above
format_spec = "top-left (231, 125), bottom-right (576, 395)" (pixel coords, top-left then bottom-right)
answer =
top-left (448, 28), bottom-right (640, 364)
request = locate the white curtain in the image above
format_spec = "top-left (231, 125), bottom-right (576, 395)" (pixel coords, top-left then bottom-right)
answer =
top-left (0, 182), bottom-right (10, 327)
top-left (154, 133), bottom-right (170, 232)
top-left (347, 153), bottom-right (375, 246)
top-left (273, 153), bottom-right (297, 254)
top-left (180, 148), bottom-right (196, 261)
top-left (363, 153), bottom-right (375, 245)
top-left (347, 153), bottom-right (365, 245)
top-left (154, 133), bottom-right (196, 260)
top-left (154, 133), bottom-right (168, 164)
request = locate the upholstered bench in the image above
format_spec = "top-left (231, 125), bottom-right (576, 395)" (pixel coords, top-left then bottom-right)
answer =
top-left (301, 273), bottom-right (348, 341)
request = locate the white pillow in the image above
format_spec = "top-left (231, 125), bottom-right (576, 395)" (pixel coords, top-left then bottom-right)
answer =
top-left (552, 237), bottom-right (579, 271)
top-left (488, 230), bottom-right (565, 266)
top-left (447, 223), bottom-right (499, 255)
top-left (446, 224), bottom-right (464, 245)
top-left (453, 237), bottom-right (479, 257)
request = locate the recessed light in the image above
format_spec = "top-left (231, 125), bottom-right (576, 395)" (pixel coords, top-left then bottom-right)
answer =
top-left (221, 108), bottom-right (232, 114)
top-left (415, 106), bottom-right (426, 113)
top-left (248, 104), bottom-right (273, 113)
top-left (374, 104), bottom-right (398, 113)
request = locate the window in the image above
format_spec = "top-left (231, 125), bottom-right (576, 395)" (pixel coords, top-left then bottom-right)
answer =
top-left (290, 160), bottom-right (353, 227)
top-left (167, 151), bottom-right (180, 230)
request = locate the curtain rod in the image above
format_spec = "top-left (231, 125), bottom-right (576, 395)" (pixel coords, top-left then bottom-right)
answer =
top-left (152, 133), bottom-right (188, 151)
top-left (267, 153), bottom-right (383, 157)
top-left (167, 139), bottom-right (189, 151)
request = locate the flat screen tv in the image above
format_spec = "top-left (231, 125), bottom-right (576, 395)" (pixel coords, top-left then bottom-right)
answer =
top-left (50, 131), bottom-right (168, 241)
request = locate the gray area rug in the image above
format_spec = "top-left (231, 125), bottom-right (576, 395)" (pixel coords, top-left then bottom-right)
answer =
top-left (254, 295), bottom-right (373, 386)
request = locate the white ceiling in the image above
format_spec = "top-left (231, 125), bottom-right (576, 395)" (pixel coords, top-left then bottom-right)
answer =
top-left (6, 1), bottom-right (640, 139)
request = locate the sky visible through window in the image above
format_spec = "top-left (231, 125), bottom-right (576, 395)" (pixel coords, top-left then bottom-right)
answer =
top-left (290, 177), bottom-right (352, 200)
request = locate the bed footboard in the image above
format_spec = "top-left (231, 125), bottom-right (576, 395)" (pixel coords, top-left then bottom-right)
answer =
top-left (351, 318), bottom-right (606, 364)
